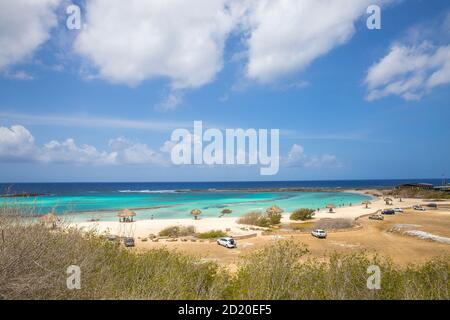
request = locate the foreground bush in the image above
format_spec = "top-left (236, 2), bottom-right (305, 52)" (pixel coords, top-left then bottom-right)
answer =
top-left (0, 215), bottom-right (223, 299)
top-left (0, 214), bottom-right (448, 300)
top-left (228, 241), bottom-right (450, 300)
top-left (290, 208), bottom-right (315, 221)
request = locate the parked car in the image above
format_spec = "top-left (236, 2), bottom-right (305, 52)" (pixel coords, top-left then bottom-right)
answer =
top-left (311, 229), bottom-right (327, 239)
top-left (382, 209), bottom-right (395, 215)
top-left (217, 237), bottom-right (237, 248)
top-left (393, 208), bottom-right (404, 213)
top-left (413, 205), bottom-right (426, 211)
top-left (369, 213), bottom-right (384, 220)
top-left (123, 237), bottom-right (135, 247)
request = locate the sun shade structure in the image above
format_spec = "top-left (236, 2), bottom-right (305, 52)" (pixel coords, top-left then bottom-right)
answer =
top-left (118, 208), bottom-right (136, 218)
top-left (265, 205), bottom-right (284, 214)
top-left (362, 200), bottom-right (371, 209)
top-left (117, 209), bottom-right (136, 238)
top-left (191, 208), bottom-right (202, 220)
top-left (219, 208), bottom-right (232, 217)
top-left (326, 204), bottom-right (336, 213)
top-left (384, 197), bottom-right (393, 205)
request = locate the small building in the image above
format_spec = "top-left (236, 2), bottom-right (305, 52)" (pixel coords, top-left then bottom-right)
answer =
top-left (434, 185), bottom-right (450, 192)
top-left (395, 183), bottom-right (434, 190)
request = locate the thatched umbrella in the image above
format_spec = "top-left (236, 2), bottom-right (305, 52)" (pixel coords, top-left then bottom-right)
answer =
top-left (384, 198), bottom-right (393, 205)
top-left (326, 204), bottom-right (336, 213)
top-left (118, 208), bottom-right (136, 222)
top-left (191, 208), bottom-right (202, 220)
top-left (220, 208), bottom-right (232, 217)
top-left (40, 213), bottom-right (58, 229)
top-left (265, 205), bottom-right (284, 215)
top-left (362, 200), bottom-right (371, 209)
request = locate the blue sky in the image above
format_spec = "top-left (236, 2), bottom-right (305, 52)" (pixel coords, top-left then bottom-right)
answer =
top-left (0, 0), bottom-right (449, 182)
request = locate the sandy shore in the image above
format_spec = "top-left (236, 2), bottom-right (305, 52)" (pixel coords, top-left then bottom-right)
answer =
top-left (74, 190), bottom-right (446, 239)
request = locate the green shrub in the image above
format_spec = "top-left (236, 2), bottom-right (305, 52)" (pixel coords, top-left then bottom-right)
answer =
top-left (290, 208), bottom-right (315, 221)
top-left (267, 211), bottom-right (282, 225)
top-left (159, 225), bottom-right (196, 237)
top-left (197, 230), bottom-right (228, 239)
top-left (237, 211), bottom-right (273, 227)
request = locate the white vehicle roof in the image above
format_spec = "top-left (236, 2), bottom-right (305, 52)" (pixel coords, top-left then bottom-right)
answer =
top-left (314, 229), bottom-right (325, 232)
top-left (221, 237), bottom-right (234, 241)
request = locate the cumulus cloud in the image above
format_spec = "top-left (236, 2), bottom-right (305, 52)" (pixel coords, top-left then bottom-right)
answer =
top-left (365, 43), bottom-right (450, 101)
top-left (72, 0), bottom-right (393, 91)
top-left (74, 0), bottom-right (236, 89)
top-left (0, 125), bottom-right (168, 166)
top-left (109, 137), bottom-right (167, 165)
top-left (284, 144), bottom-right (339, 168)
top-left (0, 125), bottom-right (36, 161)
top-left (0, 0), bottom-right (60, 71)
top-left (39, 139), bottom-right (117, 165)
top-left (240, 0), bottom-right (381, 82)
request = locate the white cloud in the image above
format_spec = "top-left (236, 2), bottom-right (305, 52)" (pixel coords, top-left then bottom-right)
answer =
top-left (38, 139), bottom-right (116, 165)
top-left (109, 137), bottom-right (167, 165)
top-left (0, 0), bottom-right (60, 71)
top-left (0, 125), bottom-right (36, 161)
top-left (284, 144), bottom-right (339, 168)
top-left (0, 125), bottom-right (168, 166)
top-left (365, 43), bottom-right (450, 101)
top-left (240, 0), bottom-right (379, 82)
top-left (74, 0), bottom-right (236, 89)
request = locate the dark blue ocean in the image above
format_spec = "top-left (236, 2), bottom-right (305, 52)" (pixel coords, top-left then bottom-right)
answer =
top-left (0, 179), bottom-right (443, 196)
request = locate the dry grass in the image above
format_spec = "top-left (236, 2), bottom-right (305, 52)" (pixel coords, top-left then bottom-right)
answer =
top-left (1, 207), bottom-right (449, 300)
top-left (313, 218), bottom-right (355, 230)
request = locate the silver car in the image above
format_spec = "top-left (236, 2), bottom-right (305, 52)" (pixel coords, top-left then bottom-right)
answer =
top-left (311, 229), bottom-right (327, 239)
top-left (217, 237), bottom-right (237, 248)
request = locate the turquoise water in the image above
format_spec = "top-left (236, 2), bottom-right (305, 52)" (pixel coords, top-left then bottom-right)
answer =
top-left (1, 191), bottom-right (372, 222)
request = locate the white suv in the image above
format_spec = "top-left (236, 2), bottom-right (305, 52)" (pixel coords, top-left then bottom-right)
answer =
top-left (311, 229), bottom-right (327, 239)
top-left (217, 237), bottom-right (237, 248)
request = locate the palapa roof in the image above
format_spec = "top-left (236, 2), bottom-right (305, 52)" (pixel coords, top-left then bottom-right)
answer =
top-left (362, 200), bottom-right (372, 204)
top-left (117, 208), bottom-right (136, 218)
top-left (191, 208), bottom-right (202, 215)
top-left (266, 205), bottom-right (284, 214)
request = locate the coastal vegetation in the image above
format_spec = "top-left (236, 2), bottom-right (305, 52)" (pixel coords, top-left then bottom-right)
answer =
top-left (0, 209), bottom-right (449, 300)
top-left (237, 211), bottom-right (271, 227)
top-left (237, 206), bottom-right (284, 227)
top-left (158, 225), bottom-right (196, 238)
top-left (290, 208), bottom-right (315, 221)
top-left (390, 188), bottom-right (450, 200)
top-left (197, 230), bottom-right (228, 239)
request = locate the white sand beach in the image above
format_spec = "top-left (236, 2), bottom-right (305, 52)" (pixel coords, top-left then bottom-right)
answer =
top-left (74, 191), bottom-right (445, 239)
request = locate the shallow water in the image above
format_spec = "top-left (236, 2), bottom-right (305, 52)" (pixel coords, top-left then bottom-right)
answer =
top-left (1, 191), bottom-right (372, 222)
